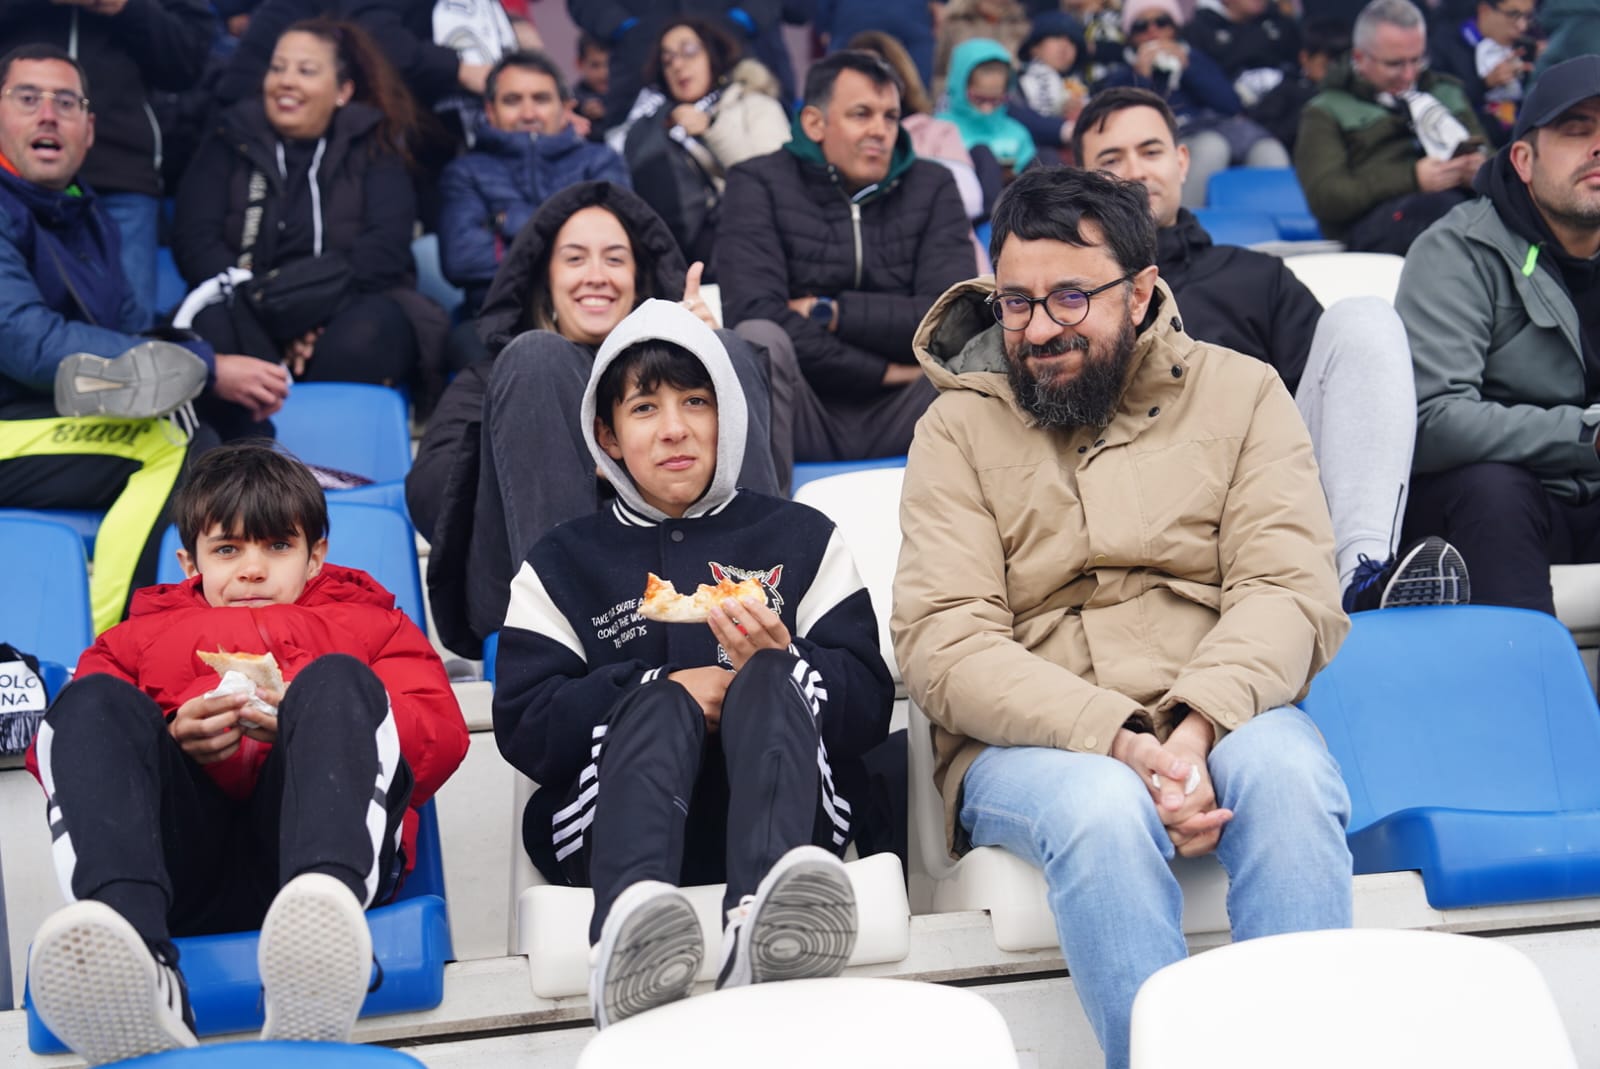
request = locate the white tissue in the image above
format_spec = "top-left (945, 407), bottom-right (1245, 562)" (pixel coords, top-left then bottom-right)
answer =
top-left (205, 670), bottom-right (278, 720)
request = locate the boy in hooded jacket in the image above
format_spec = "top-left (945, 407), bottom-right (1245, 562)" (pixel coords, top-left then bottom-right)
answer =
top-left (492, 299), bottom-right (894, 1029)
top-left (24, 443), bottom-right (469, 1066)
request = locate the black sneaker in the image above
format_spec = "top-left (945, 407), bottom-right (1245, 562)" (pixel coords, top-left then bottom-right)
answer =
top-left (28, 901), bottom-right (197, 1066)
top-left (53, 340), bottom-right (208, 420)
top-left (1342, 536), bottom-right (1471, 613)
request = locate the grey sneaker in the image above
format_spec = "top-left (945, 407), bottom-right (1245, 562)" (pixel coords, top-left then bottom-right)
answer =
top-left (716, 846), bottom-right (858, 990)
top-left (28, 901), bottom-right (198, 1066)
top-left (588, 880), bottom-right (703, 1029)
top-left (53, 341), bottom-right (208, 419)
top-left (259, 874), bottom-right (373, 1043)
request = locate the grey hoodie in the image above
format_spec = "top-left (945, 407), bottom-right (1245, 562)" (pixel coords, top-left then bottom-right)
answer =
top-left (581, 299), bottom-right (750, 521)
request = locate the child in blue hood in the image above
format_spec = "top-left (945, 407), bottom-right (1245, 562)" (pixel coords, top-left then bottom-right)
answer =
top-left (937, 38), bottom-right (1039, 174)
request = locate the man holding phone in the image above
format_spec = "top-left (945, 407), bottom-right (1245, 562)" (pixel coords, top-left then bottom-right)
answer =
top-left (1431, 0), bottom-right (1538, 146)
top-left (1295, 0), bottom-right (1488, 254)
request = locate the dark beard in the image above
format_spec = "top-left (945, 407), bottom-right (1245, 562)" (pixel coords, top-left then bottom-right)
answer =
top-left (1005, 316), bottom-right (1138, 430)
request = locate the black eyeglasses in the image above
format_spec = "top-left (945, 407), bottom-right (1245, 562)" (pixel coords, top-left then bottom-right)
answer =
top-left (987, 275), bottom-right (1133, 331)
top-left (1130, 15), bottom-right (1175, 34)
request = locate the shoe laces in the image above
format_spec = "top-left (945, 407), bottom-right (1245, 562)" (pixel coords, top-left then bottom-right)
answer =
top-left (725, 895), bottom-right (755, 926)
top-left (1347, 553), bottom-right (1391, 594)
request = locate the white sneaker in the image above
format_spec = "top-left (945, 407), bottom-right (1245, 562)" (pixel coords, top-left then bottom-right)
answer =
top-left (716, 846), bottom-right (858, 990)
top-left (28, 901), bottom-right (197, 1066)
top-left (588, 880), bottom-right (703, 1029)
top-left (258, 874), bottom-right (373, 1043)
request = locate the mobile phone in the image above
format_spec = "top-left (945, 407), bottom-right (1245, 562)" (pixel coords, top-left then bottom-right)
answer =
top-left (1452, 136), bottom-right (1486, 158)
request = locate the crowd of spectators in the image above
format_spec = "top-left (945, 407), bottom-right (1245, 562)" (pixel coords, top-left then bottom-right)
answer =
top-left (0, 0), bottom-right (1596, 1064)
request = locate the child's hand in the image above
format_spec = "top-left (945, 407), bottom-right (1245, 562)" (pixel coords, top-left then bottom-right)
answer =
top-left (241, 682), bottom-right (282, 744)
top-left (170, 691), bottom-right (248, 764)
top-left (707, 595), bottom-right (792, 671)
top-left (667, 666), bottom-right (732, 731)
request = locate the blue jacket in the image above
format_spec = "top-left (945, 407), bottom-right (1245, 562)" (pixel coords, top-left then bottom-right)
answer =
top-left (1093, 46), bottom-right (1242, 128)
top-left (0, 168), bottom-right (212, 408)
top-left (437, 122), bottom-right (630, 309)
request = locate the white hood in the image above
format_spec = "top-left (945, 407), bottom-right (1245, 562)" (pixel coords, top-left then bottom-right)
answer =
top-left (580, 299), bottom-right (748, 521)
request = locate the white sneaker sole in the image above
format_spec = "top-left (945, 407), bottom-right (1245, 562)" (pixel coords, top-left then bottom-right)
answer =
top-left (259, 874), bottom-right (373, 1043)
top-left (53, 341), bottom-right (208, 419)
top-left (590, 882), bottom-right (703, 1029)
top-left (741, 847), bottom-right (859, 986)
top-left (28, 901), bottom-right (197, 1066)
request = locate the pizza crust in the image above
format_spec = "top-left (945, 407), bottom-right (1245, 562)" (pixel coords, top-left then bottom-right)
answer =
top-left (197, 649), bottom-right (285, 693)
top-left (638, 572), bottom-right (768, 624)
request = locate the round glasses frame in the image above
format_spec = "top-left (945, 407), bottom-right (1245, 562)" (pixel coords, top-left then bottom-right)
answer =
top-left (986, 275), bottom-right (1134, 331)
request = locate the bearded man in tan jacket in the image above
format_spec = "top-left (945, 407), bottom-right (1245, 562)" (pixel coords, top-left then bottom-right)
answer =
top-left (892, 167), bottom-right (1355, 1069)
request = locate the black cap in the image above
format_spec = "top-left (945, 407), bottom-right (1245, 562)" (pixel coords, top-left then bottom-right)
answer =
top-left (1512, 55), bottom-right (1600, 142)
top-left (1020, 12), bottom-right (1087, 62)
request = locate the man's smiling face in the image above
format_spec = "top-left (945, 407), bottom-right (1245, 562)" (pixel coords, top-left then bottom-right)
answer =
top-left (0, 58), bottom-right (93, 192)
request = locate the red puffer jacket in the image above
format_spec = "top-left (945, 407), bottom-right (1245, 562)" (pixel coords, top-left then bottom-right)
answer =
top-left (27, 565), bottom-right (469, 877)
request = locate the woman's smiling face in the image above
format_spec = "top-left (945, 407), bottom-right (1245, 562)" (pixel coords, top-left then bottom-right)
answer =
top-left (546, 206), bottom-right (638, 346)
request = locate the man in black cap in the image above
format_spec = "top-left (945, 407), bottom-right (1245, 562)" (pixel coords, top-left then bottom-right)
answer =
top-left (1396, 55), bottom-right (1600, 614)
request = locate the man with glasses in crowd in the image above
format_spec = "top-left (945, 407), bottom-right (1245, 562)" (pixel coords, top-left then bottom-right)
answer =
top-left (1295, 0), bottom-right (1488, 253)
top-left (0, 44), bottom-right (283, 634)
top-left (892, 166), bottom-right (1355, 1069)
top-left (1430, 0), bottom-right (1537, 146)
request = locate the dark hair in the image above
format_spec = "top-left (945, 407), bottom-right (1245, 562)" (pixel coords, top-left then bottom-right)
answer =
top-left (0, 43), bottom-right (90, 101)
top-left (279, 18), bottom-right (417, 162)
top-left (1301, 19), bottom-right (1353, 59)
top-left (174, 442), bottom-right (329, 558)
top-left (1071, 86), bottom-right (1179, 165)
top-left (530, 193), bottom-right (657, 333)
top-left (989, 166), bottom-right (1156, 276)
top-left (578, 33), bottom-right (608, 63)
top-left (487, 48), bottom-right (570, 102)
top-left (803, 50), bottom-right (903, 112)
top-left (846, 31), bottom-right (933, 115)
top-left (642, 18), bottom-right (743, 101)
top-left (594, 341), bottom-right (714, 430)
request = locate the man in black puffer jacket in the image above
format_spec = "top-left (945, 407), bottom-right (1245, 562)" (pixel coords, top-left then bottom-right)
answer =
top-left (717, 50), bottom-right (977, 463)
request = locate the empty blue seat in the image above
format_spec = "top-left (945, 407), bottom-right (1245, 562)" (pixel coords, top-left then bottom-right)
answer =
top-left (1204, 167), bottom-right (1322, 240)
top-left (27, 802), bottom-right (451, 1052)
top-left (1190, 208), bottom-right (1281, 247)
top-left (0, 508), bottom-right (106, 555)
top-left (1301, 605), bottom-right (1600, 910)
top-left (0, 517), bottom-right (93, 669)
top-left (111, 1040), bottom-right (426, 1067)
top-left (791, 456), bottom-right (908, 493)
top-left (272, 384), bottom-right (412, 517)
top-left (155, 502), bottom-right (424, 631)
top-left (411, 233), bottom-right (464, 320)
top-left (155, 246), bottom-right (188, 319)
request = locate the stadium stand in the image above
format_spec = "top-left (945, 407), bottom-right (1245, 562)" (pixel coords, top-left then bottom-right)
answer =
top-left (1206, 166), bottom-right (1322, 241)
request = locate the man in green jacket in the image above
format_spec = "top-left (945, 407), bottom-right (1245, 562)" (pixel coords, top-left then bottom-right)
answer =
top-left (1293, 0), bottom-right (1487, 253)
top-left (1397, 55), bottom-right (1600, 614)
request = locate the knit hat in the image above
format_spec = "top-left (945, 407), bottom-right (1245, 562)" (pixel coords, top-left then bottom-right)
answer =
top-left (1020, 12), bottom-right (1087, 60)
top-left (1121, 0), bottom-right (1184, 33)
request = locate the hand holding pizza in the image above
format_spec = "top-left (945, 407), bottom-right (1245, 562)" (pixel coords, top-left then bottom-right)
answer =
top-left (708, 594), bottom-right (791, 671)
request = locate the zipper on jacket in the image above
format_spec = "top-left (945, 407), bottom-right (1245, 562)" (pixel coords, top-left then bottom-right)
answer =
top-left (143, 101), bottom-right (164, 188)
top-left (850, 202), bottom-right (862, 289)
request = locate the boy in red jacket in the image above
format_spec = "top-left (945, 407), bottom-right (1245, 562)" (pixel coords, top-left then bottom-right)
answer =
top-left (23, 443), bottom-right (469, 1066)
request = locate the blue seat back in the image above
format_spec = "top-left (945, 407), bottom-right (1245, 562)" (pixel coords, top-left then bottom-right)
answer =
top-left (1206, 167), bottom-right (1311, 215)
top-left (410, 234), bottom-right (464, 319)
top-left (0, 517), bottom-right (93, 668)
top-left (791, 456), bottom-right (908, 493)
top-left (155, 503), bottom-right (424, 630)
top-left (1190, 208), bottom-right (1281, 247)
top-left (113, 1040), bottom-right (426, 1066)
top-left (273, 384), bottom-right (412, 486)
top-left (1302, 606), bottom-right (1600, 835)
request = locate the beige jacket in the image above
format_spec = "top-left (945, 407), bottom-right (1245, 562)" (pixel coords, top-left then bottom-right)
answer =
top-left (702, 59), bottom-right (793, 173)
top-left (891, 277), bottom-right (1347, 855)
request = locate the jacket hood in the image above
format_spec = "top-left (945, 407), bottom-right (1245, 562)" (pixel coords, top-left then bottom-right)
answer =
top-left (129, 563), bottom-right (397, 617)
top-left (580, 299), bottom-right (747, 520)
top-left (474, 180), bottom-right (687, 356)
top-left (727, 57), bottom-right (783, 99)
top-left (911, 273), bottom-right (1187, 425)
top-left (782, 111), bottom-right (918, 201)
top-left (936, 39), bottom-right (1039, 169)
top-left (1158, 208), bottom-right (1212, 265)
top-left (0, 165), bottom-right (96, 227)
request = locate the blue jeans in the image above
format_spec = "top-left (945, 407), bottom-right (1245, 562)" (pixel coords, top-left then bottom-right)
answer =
top-left (959, 706), bottom-right (1352, 1069)
top-left (98, 191), bottom-right (159, 330)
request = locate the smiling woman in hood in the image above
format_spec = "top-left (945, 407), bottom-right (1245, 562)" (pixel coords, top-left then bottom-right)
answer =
top-left (407, 181), bottom-right (784, 658)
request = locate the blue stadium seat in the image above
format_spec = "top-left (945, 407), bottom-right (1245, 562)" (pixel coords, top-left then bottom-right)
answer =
top-left (411, 233), bottom-right (464, 320)
top-left (155, 502), bottom-right (425, 631)
top-left (272, 383), bottom-right (412, 517)
top-left (155, 246), bottom-right (189, 319)
top-left (26, 802), bottom-right (451, 1052)
top-left (1300, 605), bottom-right (1600, 910)
top-left (1204, 167), bottom-right (1322, 240)
top-left (0, 517), bottom-right (94, 669)
top-left (791, 456), bottom-right (908, 493)
top-left (0, 508), bottom-right (105, 555)
top-left (1190, 208), bottom-right (1281, 247)
top-left (107, 1041), bottom-right (426, 1067)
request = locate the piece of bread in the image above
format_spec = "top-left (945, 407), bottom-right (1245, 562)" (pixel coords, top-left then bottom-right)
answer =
top-left (638, 572), bottom-right (767, 624)
top-left (197, 649), bottom-right (285, 693)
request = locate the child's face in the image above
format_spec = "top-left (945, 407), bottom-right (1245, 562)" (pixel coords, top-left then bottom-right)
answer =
top-left (1034, 36), bottom-right (1079, 74)
top-left (596, 375), bottom-right (719, 518)
top-left (580, 45), bottom-right (610, 93)
top-left (966, 64), bottom-right (1010, 113)
top-left (178, 525), bottom-right (327, 608)
top-left (1300, 50), bottom-right (1330, 83)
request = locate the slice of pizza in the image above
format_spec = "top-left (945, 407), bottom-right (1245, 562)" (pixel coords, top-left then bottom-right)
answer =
top-left (197, 649), bottom-right (285, 693)
top-left (638, 572), bottom-right (767, 624)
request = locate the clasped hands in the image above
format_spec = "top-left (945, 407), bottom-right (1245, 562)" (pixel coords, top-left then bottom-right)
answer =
top-left (1110, 713), bottom-right (1231, 857)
